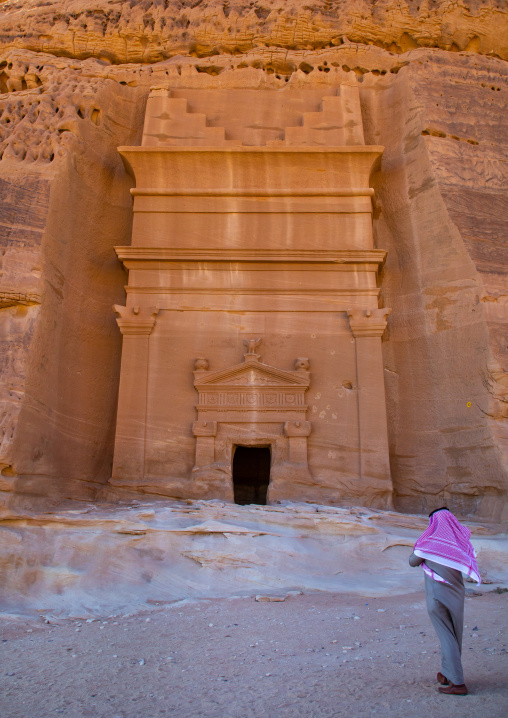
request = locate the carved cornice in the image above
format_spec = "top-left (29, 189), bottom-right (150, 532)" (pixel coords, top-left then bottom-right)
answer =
top-left (125, 287), bottom-right (381, 298)
top-left (118, 146), bottom-right (383, 195)
top-left (130, 188), bottom-right (375, 197)
top-left (116, 248), bottom-right (386, 266)
top-left (347, 308), bottom-right (391, 338)
top-left (113, 305), bottom-right (159, 335)
top-left (120, 146), bottom-right (384, 155)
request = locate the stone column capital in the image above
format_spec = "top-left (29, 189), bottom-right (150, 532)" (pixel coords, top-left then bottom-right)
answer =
top-left (284, 420), bottom-right (312, 438)
top-left (192, 421), bottom-right (217, 437)
top-left (347, 308), bottom-right (391, 338)
top-left (113, 305), bottom-right (159, 335)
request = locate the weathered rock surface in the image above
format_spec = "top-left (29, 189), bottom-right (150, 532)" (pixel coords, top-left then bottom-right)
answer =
top-left (363, 52), bottom-right (508, 517)
top-left (1, 501), bottom-right (506, 616)
top-left (0, 1), bottom-right (507, 64)
top-left (0, 1), bottom-right (507, 520)
top-left (0, 52), bottom-right (146, 499)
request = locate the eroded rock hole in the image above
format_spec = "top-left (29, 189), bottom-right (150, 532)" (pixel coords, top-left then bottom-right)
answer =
top-left (232, 446), bottom-right (270, 506)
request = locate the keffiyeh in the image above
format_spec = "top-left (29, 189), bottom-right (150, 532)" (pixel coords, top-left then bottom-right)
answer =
top-left (414, 509), bottom-right (481, 585)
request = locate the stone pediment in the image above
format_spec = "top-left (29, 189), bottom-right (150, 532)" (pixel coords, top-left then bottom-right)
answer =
top-left (194, 355), bottom-right (310, 416)
top-left (194, 357), bottom-right (310, 389)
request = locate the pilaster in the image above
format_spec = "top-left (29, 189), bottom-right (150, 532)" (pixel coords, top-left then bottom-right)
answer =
top-left (111, 305), bottom-right (159, 484)
top-left (284, 420), bottom-right (312, 465)
top-left (347, 308), bottom-right (393, 503)
top-left (192, 420), bottom-right (217, 469)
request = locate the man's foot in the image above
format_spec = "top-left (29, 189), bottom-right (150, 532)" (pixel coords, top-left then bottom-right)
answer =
top-left (437, 672), bottom-right (450, 685)
top-left (438, 683), bottom-right (468, 695)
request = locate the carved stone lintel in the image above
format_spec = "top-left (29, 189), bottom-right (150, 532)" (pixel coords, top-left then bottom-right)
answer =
top-left (347, 308), bottom-right (391, 338)
top-left (113, 305), bottom-right (159, 335)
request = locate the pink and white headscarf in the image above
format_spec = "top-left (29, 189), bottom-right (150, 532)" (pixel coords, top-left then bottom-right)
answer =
top-left (414, 509), bottom-right (481, 585)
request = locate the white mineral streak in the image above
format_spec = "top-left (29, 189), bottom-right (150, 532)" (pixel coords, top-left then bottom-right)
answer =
top-left (0, 501), bottom-right (506, 617)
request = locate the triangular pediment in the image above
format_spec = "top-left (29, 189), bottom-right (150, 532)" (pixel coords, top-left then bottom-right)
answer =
top-left (194, 358), bottom-right (310, 389)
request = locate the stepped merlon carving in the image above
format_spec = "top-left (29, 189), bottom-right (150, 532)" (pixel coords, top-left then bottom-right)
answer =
top-left (142, 89), bottom-right (240, 147)
top-left (284, 87), bottom-right (365, 146)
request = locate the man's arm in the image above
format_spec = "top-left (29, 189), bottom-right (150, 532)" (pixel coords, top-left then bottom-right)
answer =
top-left (409, 552), bottom-right (423, 567)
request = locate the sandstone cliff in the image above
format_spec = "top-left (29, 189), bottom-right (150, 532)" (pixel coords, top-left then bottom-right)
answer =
top-left (0, 1), bottom-right (506, 520)
top-left (0, 1), bottom-right (507, 63)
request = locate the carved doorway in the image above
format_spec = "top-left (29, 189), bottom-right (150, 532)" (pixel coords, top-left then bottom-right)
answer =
top-left (233, 446), bottom-right (271, 505)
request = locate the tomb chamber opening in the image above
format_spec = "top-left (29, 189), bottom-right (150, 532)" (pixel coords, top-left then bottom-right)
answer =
top-left (232, 446), bottom-right (271, 506)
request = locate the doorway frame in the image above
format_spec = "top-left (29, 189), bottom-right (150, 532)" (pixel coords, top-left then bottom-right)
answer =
top-left (190, 350), bottom-right (312, 503)
top-left (232, 443), bottom-right (272, 505)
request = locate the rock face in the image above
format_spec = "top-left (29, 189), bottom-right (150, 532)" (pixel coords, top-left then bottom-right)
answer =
top-left (0, 2), bottom-right (507, 521)
top-left (0, 1), bottom-right (507, 64)
top-left (0, 56), bottom-right (146, 502)
top-left (365, 53), bottom-right (508, 519)
top-left (1, 501), bottom-right (506, 616)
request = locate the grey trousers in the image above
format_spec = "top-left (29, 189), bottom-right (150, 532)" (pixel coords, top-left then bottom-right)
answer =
top-left (425, 569), bottom-right (465, 685)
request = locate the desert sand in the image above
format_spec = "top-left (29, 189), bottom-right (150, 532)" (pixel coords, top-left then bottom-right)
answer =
top-left (1, 589), bottom-right (507, 718)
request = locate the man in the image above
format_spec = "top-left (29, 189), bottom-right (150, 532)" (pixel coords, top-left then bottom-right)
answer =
top-left (409, 507), bottom-right (481, 696)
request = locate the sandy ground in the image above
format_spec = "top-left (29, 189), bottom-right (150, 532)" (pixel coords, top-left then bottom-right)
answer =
top-left (1, 590), bottom-right (507, 718)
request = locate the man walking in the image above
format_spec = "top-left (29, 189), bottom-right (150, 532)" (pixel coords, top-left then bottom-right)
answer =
top-left (409, 507), bottom-right (481, 695)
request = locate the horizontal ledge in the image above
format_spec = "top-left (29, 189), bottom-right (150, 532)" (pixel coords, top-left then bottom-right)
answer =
top-left (130, 188), bottom-right (375, 198)
top-left (133, 210), bottom-right (372, 216)
top-left (118, 307), bottom-right (369, 313)
top-left (116, 248), bottom-right (386, 264)
top-left (119, 145), bottom-right (384, 155)
top-left (124, 287), bottom-right (381, 296)
top-left (121, 267), bottom-right (379, 274)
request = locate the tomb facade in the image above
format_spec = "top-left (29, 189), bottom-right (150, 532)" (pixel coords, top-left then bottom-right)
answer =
top-left (111, 85), bottom-right (393, 507)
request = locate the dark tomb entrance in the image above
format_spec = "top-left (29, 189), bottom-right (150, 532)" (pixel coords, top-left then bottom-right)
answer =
top-left (232, 446), bottom-right (271, 505)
